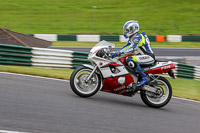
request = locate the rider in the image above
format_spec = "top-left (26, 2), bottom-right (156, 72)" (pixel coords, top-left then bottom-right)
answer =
top-left (110, 20), bottom-right (155, 86)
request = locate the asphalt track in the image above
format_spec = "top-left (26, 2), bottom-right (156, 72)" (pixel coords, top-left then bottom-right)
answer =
top-left (0, 72), bottom-right (200, 133)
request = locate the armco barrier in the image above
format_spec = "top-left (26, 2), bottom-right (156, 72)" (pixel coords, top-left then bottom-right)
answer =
top-left (174, 62), bottom-right (200, 80)
top-left (0, 44), bottom-right (199, 81)
top-left (0, 44), bottom-right (90, 68)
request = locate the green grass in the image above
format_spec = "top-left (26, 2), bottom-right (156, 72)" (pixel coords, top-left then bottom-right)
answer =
top-left (0, 65), bottom-right (200, 101)
top-left (0, 65), bottom-right (73, 80)
top-left (52, 41), bottom-right (200, 48)
top-left (0, 0), bottom-right (199, 35)
top-left (168, 78), bottom-right (200, 101)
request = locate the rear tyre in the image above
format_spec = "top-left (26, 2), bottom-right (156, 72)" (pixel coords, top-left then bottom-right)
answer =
top-left (70, 66), bottom-right (101, 97)
top-left (140, 76), bottom-right (172, 108)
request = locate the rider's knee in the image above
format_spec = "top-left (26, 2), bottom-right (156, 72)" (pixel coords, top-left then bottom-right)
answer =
top-left (126, 57), bottom-right (137, 68)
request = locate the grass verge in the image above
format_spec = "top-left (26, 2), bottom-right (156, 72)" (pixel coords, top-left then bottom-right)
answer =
top-left (168, 78), bottom-right (200, 101)
top-left (52, 41), bottom-right (200, 48)
top-left (0, 65), bottom-right (73, 80)
top-left (0, 65), bottom-right (199, 101)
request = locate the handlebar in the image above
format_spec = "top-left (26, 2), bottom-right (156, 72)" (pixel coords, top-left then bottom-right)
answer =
top-left (96, 48), bottom-right (111, 59)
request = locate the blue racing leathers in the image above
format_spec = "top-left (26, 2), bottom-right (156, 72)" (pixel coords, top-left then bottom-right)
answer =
top-left (112, 31), bottom-right (155, 66)
top-left (111, 31), bottom-right (155, 86)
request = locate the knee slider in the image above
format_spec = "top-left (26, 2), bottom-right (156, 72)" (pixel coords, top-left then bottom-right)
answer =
top-left (128, 61), bottom-right (136, 68)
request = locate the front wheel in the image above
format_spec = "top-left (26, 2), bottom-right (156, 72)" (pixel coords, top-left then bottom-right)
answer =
top-left (140, 76), bottom-right (172, 108)
top-left (70, 66), bottom-right (101, 97)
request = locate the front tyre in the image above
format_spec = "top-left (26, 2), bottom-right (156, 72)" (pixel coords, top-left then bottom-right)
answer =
top-left (140, 76), bottom-right (172, 108)
top-left (70, 66), bottom-right (101, 97)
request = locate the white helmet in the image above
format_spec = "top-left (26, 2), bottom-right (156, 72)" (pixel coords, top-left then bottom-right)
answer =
top-left (123, 20), bottom-right (139, 39)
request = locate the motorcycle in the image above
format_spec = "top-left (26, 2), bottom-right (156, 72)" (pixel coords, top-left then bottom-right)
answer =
top-left (70, 40), bottom-right (176, 108)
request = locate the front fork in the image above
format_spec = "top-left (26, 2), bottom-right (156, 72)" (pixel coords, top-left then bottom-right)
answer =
top-left (85, 65), bottom-right (98, 82)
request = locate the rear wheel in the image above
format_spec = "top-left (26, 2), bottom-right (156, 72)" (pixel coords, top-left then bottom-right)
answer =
top-left (70, 66), bottom-right (101, 97)
top-left (140, 76), bottom-right (172, 108)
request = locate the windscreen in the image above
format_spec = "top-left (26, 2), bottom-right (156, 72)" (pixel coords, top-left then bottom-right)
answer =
top-left (93, 40), bottom-right (115, 48)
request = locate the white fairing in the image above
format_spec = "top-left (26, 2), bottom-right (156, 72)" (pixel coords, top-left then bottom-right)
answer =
top-left (100, 62), bottom-right (128, 78)
top-left (88, 40), bottom-right (129, 78)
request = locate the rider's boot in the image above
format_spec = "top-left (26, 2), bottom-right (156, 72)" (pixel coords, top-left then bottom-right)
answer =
top-left (134, 62), bottom-right (150, 86)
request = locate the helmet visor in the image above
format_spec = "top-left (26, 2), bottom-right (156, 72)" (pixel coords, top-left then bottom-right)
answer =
top-left (123, 29), bottom-right (129, 39)
top-left (123, 29), bottom-right (129, 35)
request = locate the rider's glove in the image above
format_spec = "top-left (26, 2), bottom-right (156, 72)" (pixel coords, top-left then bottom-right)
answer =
top-left (109, 51), bottom-right (121, 58)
